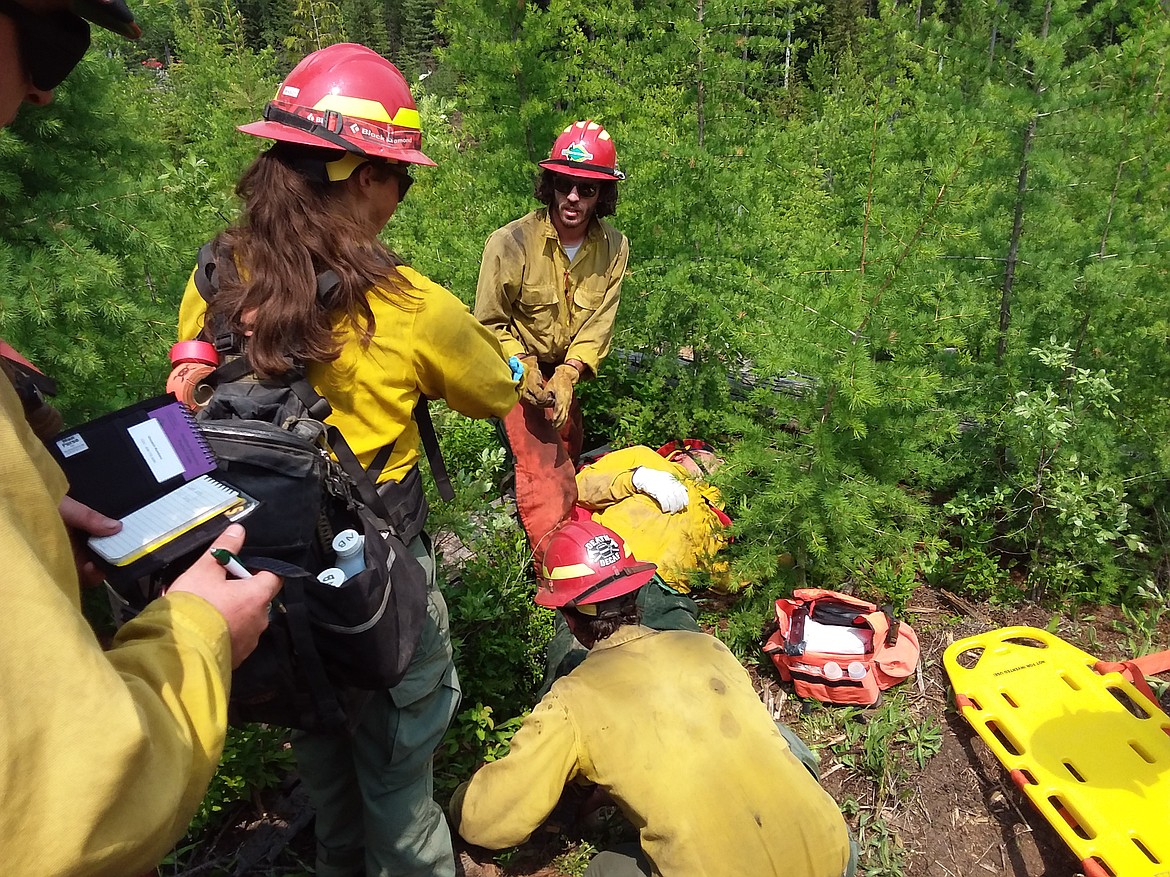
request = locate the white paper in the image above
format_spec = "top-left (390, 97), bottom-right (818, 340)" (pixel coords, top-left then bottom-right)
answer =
top-left (128, 417), bottom-right (184, 482)
top-left (803, 617), bottom-right (873, 655)
top-left (88, 475), bottom-right (239, 564)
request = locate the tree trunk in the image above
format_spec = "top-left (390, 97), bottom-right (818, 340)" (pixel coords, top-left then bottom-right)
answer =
top-left (697, 0), bottom-right (705, 148)
top-left (996, 115), bottom-right (1034, 368)
top-left (784, 26), bottom-right (793, 90)
top-left (996, 0), bottom-right (1052, 368)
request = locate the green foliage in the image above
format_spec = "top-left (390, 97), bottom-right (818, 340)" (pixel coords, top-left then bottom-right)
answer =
top-left (0, 49), bottom-right (187, 420)
top-left (944, 340), bottom-right (1149, 603)
top-left (830, 693), bottom-right (943, 805)
top-left (436, 702), bottom-right (526, 797)
top-left (841, 798), bottom-right (908, 877)
top-left (438, 503), bottom-right (554, 715)
top-left (1115, 580), bottom-right (1170, 658)
top-left (550, 840), bottom-right (600, 877)
top-left (713, 586), bottom-right (780, 662)
top-left (188, 724), bottom-right (294, 837)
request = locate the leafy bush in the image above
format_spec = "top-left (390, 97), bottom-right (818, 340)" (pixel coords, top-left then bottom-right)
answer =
top-left (188, 724), bottom-right (294, 838)
top-left (943, 340), bottom-right (1150, 603)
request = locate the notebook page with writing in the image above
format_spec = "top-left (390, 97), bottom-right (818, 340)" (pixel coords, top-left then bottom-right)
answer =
top-left (89, 475), bottom-right (243, 566)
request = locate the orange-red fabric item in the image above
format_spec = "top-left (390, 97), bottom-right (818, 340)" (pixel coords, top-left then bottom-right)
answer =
top-left (1093, 650), bottom-right (1170, 709)
top-left (764, 588), bottom-right (921, 706)
top-left (503, 399), bottom-right (579, 569)
top-left (557, 396), bottom-right (583, 462)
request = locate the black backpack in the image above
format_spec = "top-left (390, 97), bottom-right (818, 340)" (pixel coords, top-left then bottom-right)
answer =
top-left (194, 364), bottom-right (425, 730)
top-left (179, 241), bottom-right (451, 731)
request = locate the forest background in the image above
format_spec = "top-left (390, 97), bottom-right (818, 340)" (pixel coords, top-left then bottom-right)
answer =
top-left (1, 0), bottom-right (1168, 868)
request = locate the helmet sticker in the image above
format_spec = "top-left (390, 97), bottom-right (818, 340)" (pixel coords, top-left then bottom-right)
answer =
top-left (585, 534), bottom-right (621, 568)
top-left (282, 86), bottom-right (301, 98)
top-left (560, 140), bottom-right (595, 164)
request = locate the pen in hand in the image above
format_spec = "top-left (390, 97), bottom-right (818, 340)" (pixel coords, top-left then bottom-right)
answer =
top-left (210, 547), bottom-right (254, 579)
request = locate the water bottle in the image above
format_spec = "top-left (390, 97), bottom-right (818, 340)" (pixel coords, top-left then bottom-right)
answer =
top-left (332, 529), bottom-right (366, 581)
top-left (317, 567), bottom-right (347, 588)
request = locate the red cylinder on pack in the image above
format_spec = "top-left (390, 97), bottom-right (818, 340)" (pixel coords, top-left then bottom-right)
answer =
top-left (166, 340), bottom-right (218, 411)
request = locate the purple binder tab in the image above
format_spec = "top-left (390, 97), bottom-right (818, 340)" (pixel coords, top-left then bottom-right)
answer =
top-left (149, 402), bottom-right (216, 480)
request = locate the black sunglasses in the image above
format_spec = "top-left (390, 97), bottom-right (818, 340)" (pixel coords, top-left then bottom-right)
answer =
top-left (552, 175), bottom-right (599, 199)
top-left (0, 0), bottom-right (92, 92)
top-left (386, 165), bottom-right (414, 202)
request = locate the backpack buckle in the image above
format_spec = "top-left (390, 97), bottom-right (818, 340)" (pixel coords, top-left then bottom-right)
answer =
top-left (213, 331), bottom-right (240, 355)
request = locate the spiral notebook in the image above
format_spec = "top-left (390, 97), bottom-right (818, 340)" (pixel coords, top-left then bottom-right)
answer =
top-left (50, 394), bottom-right (246, 566)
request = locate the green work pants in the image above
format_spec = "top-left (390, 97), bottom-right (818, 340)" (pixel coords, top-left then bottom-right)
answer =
top-left (292, 534), bottom-right (460, 877)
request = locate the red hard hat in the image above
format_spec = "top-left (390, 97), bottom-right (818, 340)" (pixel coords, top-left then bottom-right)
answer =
top-left (536, 520), bottom-right (655, 608)
top-left (239, 43), bottom-right (435, 167)
top-left (538, 120), bottom-right (625, 182)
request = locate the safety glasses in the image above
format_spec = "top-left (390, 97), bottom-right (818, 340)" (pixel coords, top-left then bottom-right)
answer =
top-left (552, 175), bottom-right (599, 199)
top-left (0, 0), bottom-right (91, 92)
top-left (386, 164), bottom-right (414, 202)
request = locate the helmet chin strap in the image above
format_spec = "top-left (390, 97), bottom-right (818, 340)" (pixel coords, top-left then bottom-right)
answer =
top-left (263, 104), bottom-right (370, 157)
top-left (565, 562), bottom-right (655, 609)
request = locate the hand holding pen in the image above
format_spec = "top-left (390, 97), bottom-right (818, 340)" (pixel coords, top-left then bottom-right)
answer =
top-left (210, 547), bottom-right (252, 579)
top-left (167, 524), bottom-right (283, 668)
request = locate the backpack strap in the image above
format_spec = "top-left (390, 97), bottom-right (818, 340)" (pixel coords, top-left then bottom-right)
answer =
top-left (415, 398), bottom-right (454, 502)
top-left (193, 240), bottom-right (243, 355)
top-left (193, 240), bottom-right (219, 302)
top-left (880, 604), bottom-right (902, 647)
top-left (283, 375), bottom-right (396, 524)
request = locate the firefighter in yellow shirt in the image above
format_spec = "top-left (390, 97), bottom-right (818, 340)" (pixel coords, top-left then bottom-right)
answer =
top-left (177, 44), bottom-right (520, 877)
top-left (451, 520), bottom-right (856, 877)
top-left (0, 3), bottom-right (281, 874)
top-left (474, 120), bottom-right (630, 565)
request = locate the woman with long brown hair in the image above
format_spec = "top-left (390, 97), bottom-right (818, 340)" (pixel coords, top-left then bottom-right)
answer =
top-left (177, 44), bottom-right (519, 877)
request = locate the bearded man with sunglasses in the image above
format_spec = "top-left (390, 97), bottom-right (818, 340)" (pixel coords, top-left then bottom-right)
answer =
top-left (1, 3), bottom-right (282, 874)
top-left (475, 120), bottom-right (630, 565)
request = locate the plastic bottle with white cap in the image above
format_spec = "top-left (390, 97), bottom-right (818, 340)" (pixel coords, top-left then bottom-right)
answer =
top-left (317, 567), bottom-right (347, 588)
top-left (332, 529), bottom-right (366, 581)
top-left (847, 661), bottom-right (868, 680)
top-left (822, 661), bottom-right (843, 681)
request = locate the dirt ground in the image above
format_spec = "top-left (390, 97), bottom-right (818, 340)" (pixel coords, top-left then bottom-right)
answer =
top-left (182, 586), bottom-right (1170, 877)
top-left (876, 590), bottom-right (1169, 877)
top-left (455, 587), bottom-right (1170, 877)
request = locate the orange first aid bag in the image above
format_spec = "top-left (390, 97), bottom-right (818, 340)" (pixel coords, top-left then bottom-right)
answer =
top-left (764, 588), bottom-right (920, 705)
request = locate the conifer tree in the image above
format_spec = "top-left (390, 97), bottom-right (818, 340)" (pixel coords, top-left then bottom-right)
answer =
top-left (0, 47), bottom-right (185, 418)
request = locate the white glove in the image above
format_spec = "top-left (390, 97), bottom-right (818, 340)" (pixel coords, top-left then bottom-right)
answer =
top-left (631, 467), bottom-right (690, 514)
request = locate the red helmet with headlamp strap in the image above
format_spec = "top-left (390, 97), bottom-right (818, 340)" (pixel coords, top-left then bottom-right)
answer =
top-left (538, 120), bottom-right (625, 182)
top-left (536, 520), bottom-right (656, 609)
top-left (238, 43), bottom-right (435, 167)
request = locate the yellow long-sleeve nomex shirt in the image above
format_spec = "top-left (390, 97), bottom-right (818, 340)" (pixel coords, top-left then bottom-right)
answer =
top-left (0, 377), bottom-right (232, 876)
top-left (474, 208), bottom-right (629, 376)
top-left (180, 263), bottom-right (521, 485)
top-left (454, 626), bottom-right (852, 877)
